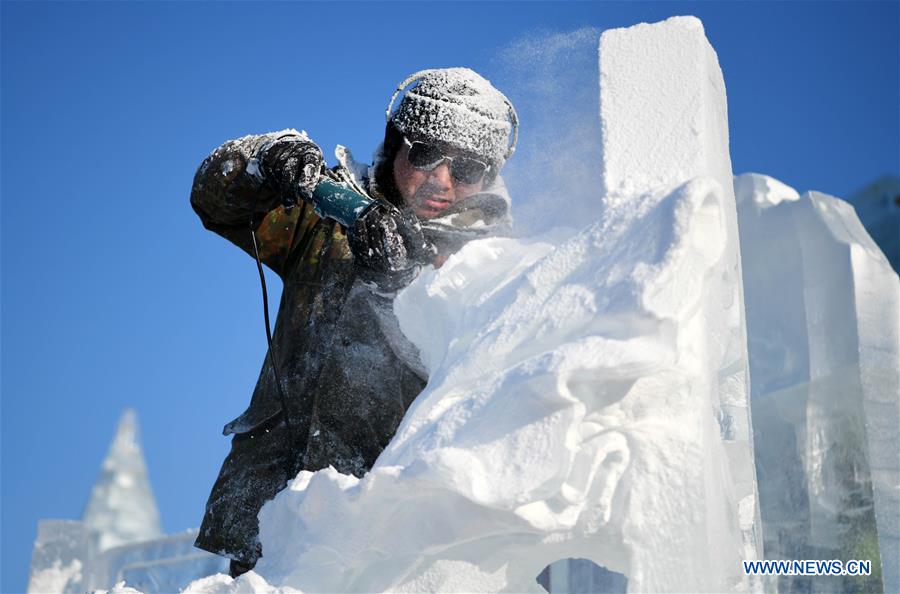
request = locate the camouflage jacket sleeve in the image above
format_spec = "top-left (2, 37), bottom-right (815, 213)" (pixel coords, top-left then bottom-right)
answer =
top-left (190, 130), bottom-right (320, 278)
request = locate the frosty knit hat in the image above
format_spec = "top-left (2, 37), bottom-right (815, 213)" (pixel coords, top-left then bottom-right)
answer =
top-left (386, 68), bottom-right (518, 166)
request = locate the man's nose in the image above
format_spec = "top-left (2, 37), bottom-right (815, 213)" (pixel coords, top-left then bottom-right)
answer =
top-left (429, 161), bottom-right (453, 188)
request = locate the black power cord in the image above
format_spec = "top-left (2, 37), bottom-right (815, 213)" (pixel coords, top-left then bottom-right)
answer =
top-left (247, 203), bottom-right (301, 491)
top-left (248, 225), bottom-right (294, 438)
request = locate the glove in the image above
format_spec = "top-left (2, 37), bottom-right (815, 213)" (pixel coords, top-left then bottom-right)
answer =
top-left (259, 137), bottom-right (324, 211)
top-left (348, 202), bottom-right (437, 293)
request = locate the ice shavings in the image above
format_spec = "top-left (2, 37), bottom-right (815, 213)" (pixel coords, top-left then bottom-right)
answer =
top-left (498, 27), bottom-right (604, 236)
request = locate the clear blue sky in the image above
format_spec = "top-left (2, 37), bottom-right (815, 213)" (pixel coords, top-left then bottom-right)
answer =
top-left (2, 2), bottom-right (897, 592)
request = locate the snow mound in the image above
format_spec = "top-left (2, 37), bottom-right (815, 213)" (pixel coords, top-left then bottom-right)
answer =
top-left (182, 571), bottom-right (299, 594)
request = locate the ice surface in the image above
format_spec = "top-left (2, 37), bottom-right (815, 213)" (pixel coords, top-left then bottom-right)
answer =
top-left (599, 17), bottom-right (733, 205)
top-left (734, 174), bottom-right (800, 208)
top-left (737, 173), bottom-right (900, 594)
top-left (28, 412), bottom-right (228, 593)
top-left (93, 530), bottom-right (230, 593)
top-left (598, 13), bottom-right (761, 565)
top-left (82, 409), bottom-right (163, 552)
top-left (27, 520), bottom-right (88, 593)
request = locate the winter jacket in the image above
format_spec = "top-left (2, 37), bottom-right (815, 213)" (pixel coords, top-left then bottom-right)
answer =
top-left (190, 130), bottom-right (511, 564)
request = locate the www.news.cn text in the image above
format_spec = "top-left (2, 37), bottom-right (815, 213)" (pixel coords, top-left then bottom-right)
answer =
top-left (742, 559), bottom-right (872, 576)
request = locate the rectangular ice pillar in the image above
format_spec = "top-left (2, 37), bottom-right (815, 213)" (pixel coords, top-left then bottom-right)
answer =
top-left (598, 12), bottom-right (762, 578)
top-left (27, 520), bottom-right (89, 594)
top-left (599, 15), bottom-right (733, 202)
top-left (737, 173), bottom-right (900, 594)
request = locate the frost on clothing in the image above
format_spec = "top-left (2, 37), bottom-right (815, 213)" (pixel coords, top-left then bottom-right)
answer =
top-left (390, 68), bottom-right (516, 167)
top-left (189, 130), bottom-right (512, 566)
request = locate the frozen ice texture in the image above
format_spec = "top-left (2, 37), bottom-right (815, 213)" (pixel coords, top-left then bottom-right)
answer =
top-left (83, 409), bottom-right (163, 552)
top-left (599, 17), bottom-right (733, 204)
top-left (598, 14), bottom-right (761, 568)
top-left (737, 173), bottom-right (899, 594)
top-left (92, 530), bottom-right (229, 593)
top-left (27, 412), bottom-right (228, 593)
top-left (27, 520), bottom-right (88, 594)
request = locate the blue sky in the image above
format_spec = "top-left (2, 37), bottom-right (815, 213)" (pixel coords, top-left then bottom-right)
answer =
top-left (2, 1), bottom-right (897, 592)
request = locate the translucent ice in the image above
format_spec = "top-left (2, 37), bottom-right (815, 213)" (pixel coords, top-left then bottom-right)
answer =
top-left (27, 411), bottom-right (228, 593)
top-left (82, 409), bottom-right (163, 552)
top-left (738, 173), bottom-right (899, 594)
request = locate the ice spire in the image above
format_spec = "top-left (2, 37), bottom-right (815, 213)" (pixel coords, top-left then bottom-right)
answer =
top-left (82, 409), bottom-right (162, 551)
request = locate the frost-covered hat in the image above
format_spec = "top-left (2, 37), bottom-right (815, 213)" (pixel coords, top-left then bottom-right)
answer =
top-left (386, 68), bottom-right (518, 167)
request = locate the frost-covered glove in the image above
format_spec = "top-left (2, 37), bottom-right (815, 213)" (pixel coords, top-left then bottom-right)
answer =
top-left (259, 137), bottom-right (324, 211)
top-left (348, 202), bottom-right (437, 293)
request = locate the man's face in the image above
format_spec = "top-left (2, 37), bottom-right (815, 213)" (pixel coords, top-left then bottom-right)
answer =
top-left (392, 141), bottom-right (486, 219)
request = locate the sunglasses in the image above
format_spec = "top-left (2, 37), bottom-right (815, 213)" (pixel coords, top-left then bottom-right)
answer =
top-left (403, 137), bottom-right (490, 185)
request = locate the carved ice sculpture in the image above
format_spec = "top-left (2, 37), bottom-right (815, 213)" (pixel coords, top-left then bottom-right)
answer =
top-left (205, 15), bottom-right (763, 594)
top-left (27, 411), bottom-right (227, 594)
top-left (737, 173), bottom-right (899, 594)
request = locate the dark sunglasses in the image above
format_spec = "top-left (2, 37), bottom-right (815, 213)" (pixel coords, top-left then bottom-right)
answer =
top-left (404, 137), bottom-right (490, 185)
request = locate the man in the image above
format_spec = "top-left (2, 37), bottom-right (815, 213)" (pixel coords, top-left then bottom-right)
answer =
top-left (190, 68), bottom-right (518, 577)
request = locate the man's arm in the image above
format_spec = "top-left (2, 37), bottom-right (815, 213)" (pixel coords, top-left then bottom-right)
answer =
top-left (189, 130), bottom-right (322, 278)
